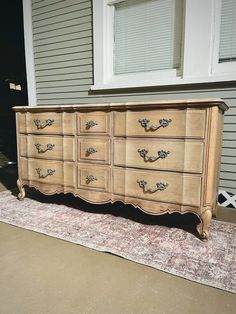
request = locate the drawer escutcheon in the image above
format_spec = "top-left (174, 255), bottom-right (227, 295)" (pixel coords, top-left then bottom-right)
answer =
top-left (137, 179), bottom-right (168, 193)
top-left (86, 120), bottom-right (98, 129)
top-left (137, 149), bottom-right (170, 162)
top-left (36, 168), bottom-right (55, 178)
top-left (86, 175), bottom-right (98, 183)
top-left (138, 118), bottom-right (172, 131)
top-left (86, 147), bottom-right (98, 156)
top-left (34, 119), bottom-right (54, 129)
top-left (35, 143), bottom-right (55, 153)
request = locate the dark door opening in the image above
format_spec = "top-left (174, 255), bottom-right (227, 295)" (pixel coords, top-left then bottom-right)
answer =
top-left (0, 0), bottom-right (27, 189)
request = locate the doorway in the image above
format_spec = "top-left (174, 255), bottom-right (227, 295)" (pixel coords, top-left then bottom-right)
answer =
top-left (0, 0), bottom-right (27, 190)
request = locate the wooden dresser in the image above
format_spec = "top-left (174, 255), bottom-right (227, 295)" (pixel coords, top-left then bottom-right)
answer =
top-left (13, 99), bottom-right (228, 241)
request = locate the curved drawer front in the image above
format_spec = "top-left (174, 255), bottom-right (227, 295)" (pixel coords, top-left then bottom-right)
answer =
top-left (114, 139), bottom-right (204, 173)
top-left (19, 135), bottom-right (75, 161)
top-left (77, 112), bottom-right (110, 135)
top-left (77, 164), bottom-right (110, 191)
top-left (20, 157), bottom-right (74, 186)
top-left (114, 109), bottom-right (206, 138)
top-left (113, 168), bottom-right (201, 207)
top-left (18, 112), bottom-right (74, 135)
top-left (78, 138), bottom-right (110, 164)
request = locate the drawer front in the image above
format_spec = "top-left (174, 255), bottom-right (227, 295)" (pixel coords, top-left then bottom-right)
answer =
top-left (114, 139), bottom-right (204, 173)
top-left (77, 164), bottom-right (110, 191)
top-left (20, 158), bottom-right (74, 186)
top-left (18, 112), bottom-right (74, 135)
top-left (77, 112), bottom-right (110, 135)
top-left (113, 168), bottom-right (201, 207)
top-left (114, 109), bottom-right (206, 138)
top-left (78, 138), bottom-right (110, 164)
top-left (20, 135), bottom-right (75, 161)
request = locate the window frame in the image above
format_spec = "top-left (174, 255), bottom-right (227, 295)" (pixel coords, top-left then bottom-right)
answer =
top-left (23, 0), bottom-right (37, 106)
top-left (92, 0), bottom-right (236, 90)
top-left (212, 0), bottom-right (236, 76)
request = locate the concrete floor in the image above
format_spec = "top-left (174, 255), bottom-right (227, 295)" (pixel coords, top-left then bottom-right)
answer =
top-left (0, 165), bottom-right (236, 314)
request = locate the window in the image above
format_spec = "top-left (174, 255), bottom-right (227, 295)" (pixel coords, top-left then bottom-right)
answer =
top-left (212, 0), bottom-right (236, 75)
top-left (92, 0), bottom-right (236, 90)
top-left (114, 0), bottom-right (183, 74)
top-left (219, 0), bottom-right (236, 63)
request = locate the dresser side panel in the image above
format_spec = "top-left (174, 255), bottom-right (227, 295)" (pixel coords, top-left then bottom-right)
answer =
top-left (204, 106), bottom-right (224, 208)
top-left (19, 135), bottom-right (27, 157)
top-left (18, 112), bottom-right (27, 133)
top-left (20, 157), bottom-right (28, 181)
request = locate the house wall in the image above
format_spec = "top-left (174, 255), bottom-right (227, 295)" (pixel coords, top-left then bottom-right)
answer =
top-left (31, 0), bottom-right (236, 195)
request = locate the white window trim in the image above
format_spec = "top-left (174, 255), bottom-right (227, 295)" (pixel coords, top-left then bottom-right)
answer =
top-left (92, 0), bottom-right (236, 90)
top-left (23, 0), bottom-right (37, 106)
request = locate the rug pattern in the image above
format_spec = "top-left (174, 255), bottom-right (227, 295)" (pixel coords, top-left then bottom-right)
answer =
top-left (0, 189), bottom-right (235, 293)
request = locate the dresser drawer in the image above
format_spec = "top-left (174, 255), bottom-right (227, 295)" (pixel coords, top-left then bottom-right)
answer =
top-left (19, 135), bottom-right (75, 161)
top-left (77, 164), bottom-right (110, 191)
top-left (78, 138), bottom-right (110, 164)
top-left (77, 112), bottom-right (110, 135)
top-left (114, 139), bottom-right (204, 173)
top-left (113, 168), bottom-right (201, 207)
top-left (20, 157), bottom-right (74, 186)
top-left (18, 112), bottom-right (75, 135)
top-left (114, 109), bottom-right (206, 138)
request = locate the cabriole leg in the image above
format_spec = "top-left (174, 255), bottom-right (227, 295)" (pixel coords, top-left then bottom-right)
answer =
top-left (199, 208), bottom-right (212, 241)
top-left (17, 179), bottom-right (25, 201)
top-left (211, 197), bottom-right (218, 218)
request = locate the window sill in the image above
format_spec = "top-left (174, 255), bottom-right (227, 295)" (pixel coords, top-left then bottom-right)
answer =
top-left (91, 73), bottom-right (236, 90)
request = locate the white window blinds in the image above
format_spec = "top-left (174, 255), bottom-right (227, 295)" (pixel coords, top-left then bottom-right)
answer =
top-left (114, 0), bottom-right (183, 75)
top-left (219, 0), bottom-right (236, 63)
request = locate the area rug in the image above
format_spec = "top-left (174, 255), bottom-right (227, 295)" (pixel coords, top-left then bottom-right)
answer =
top-left (0, 189), bottom-right (235, 293)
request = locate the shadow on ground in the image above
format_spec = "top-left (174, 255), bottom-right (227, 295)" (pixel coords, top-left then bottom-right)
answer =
top-left (11, 187), bottom-right (201, 239)
top-left (0, 162), bottom-right (17, 191)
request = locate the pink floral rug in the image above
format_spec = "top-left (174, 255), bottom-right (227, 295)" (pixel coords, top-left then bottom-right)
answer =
top-left (0, 189), bottom-right (235, 293)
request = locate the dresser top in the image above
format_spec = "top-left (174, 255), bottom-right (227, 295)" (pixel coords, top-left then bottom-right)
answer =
top-left (13, 98), bottom-right (228, 112)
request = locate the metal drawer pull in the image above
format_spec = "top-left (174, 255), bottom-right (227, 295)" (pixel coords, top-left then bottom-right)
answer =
top-left (36, 168), bottom-right (55, 178)
top-left (86, 175), bottom-right (97, 183)
top-left (138, 149), bottom-right (170, 161)
top-left (34, 119), bottom-right (54, 129)
top-left (138, 118), bottom-right (172, 131)
top-left (35, 143), bottom-right (55, 153)
top-left (86, 147), bottom-right (97, 156)
top-left (137, 179), bottom-right (168, 193)
top-left (86, 120), bottom-right (98, 129)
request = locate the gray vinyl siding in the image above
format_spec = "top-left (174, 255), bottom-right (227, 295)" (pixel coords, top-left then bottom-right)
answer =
top-left (32, 0), bottom-right (93, 101)
top-left (31, 0), bottom-right (236, 195)
top-left (220, 100), bottom-right (236, 194)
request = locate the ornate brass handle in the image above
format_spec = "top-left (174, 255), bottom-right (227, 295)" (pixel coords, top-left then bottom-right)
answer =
top-left (137, 179), bottom-right (168, 193)
top-left (137, 149), bottom-right (170, 162)
top-left (86, 175), bottom-right (97, 183)
top-left (35, 143), bottom-right (55, 153)
top-left (34, 119), bottom-right (54, 129)
top-left (138, 118), bottom-right (172, 131)
top-left (36, 168), bottom-right (55, 178)
top-left (86, 120), bottom-right (98, 129)
top-left (86, 147), bottom-right (97, 156)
